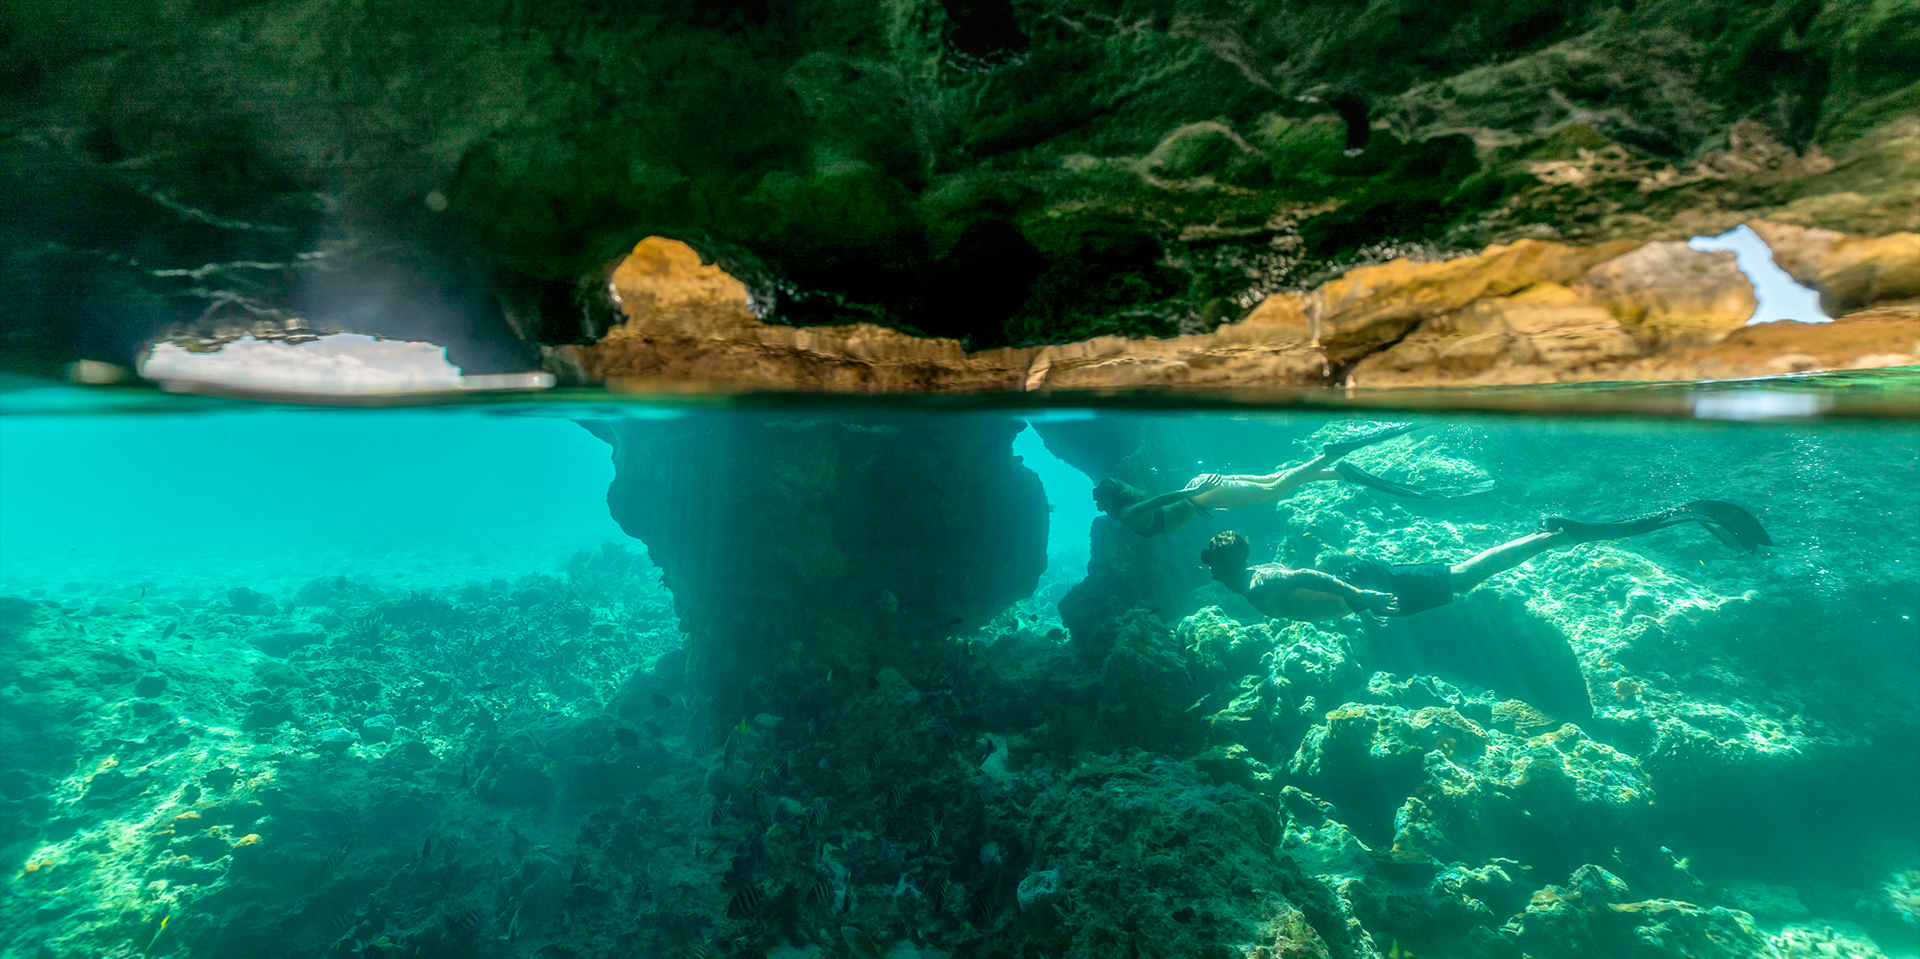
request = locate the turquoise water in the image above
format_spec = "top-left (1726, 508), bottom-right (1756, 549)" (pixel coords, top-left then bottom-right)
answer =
top-left (1, 381), bottom-right (1917, 959)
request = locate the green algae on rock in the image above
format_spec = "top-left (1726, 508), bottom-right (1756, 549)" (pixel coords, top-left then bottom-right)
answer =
top-left (7, 0), bottom-right (1920, 384)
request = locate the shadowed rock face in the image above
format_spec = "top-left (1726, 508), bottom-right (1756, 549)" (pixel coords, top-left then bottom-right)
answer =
top-left (5, 0), bottom-right (1917, 379)
top-left (594, 413), bottom-right (1046, 722)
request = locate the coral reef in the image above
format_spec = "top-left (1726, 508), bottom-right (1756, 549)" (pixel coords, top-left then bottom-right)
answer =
top-left (2, 415), bottom-right (1916, 959)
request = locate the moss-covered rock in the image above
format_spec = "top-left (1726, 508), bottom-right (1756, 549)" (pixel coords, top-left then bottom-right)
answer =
top-left (6, 0), bottom-right (1918, 374)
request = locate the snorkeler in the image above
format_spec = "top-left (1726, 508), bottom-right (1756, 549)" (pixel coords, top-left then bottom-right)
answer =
top-left (1200, 501), bottom-right (1773, 621)
top-left (1095, 423), bottom-right (1491, 538)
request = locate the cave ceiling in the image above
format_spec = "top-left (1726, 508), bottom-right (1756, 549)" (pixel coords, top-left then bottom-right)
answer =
top-left (2, 0), bottom-right (1916, 379)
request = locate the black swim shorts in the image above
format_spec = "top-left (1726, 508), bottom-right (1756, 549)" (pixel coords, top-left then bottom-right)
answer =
top-left (1336, 558), bottom-right (1453, 617)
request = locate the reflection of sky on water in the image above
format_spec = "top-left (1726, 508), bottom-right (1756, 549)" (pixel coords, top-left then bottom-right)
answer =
top-left (141, 334), bottom-right (465, 393)
top-left (1689, 225), bottom-right (1832, 325)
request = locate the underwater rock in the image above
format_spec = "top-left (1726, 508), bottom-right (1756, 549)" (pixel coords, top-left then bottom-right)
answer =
top-left (225, 588), bottom-right (275, 616)
top-left (133, 672), bottom-right (167, 697)
top-left (239, 699), bottom-right (294, 731)
top-left (1015, 868), bottom-right (1060, 912)
top-left (315, 728), bottom-right (355, 754)
top-left (598, 413), bottom-right (1045, 724)
top-left (1278, 786), bottom-right (1376, 878)
top-left (1094, 612), bottom-right (1198, 752)
top-left (1511, 867), bottom-right (1776, 959)
top-left (358, 714), bottom-right (395, 744)
top-left (1717, 880), bottom-right (1811, 921)
top-left (0, 596), bottom-right (35, 643)
top-left (291, 576), bottom-right (380, 609)
top-left (248, 630), bottom-right (321, 658)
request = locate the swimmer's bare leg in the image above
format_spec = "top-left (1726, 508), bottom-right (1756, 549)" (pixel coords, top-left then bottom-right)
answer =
top-left (1448, 530), bottom-right (1576, 592)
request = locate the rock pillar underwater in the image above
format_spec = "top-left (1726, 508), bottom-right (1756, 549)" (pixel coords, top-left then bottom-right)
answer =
top-left (589, 413), bottom-right (1048, 727)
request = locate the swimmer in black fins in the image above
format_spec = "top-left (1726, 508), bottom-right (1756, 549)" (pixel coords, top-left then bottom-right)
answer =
top-left (1203, 501), bottom-right (1769, 721)
top-left (1199, 500), bottom-right (1772, 622)
top-left (1095, 423), bottom-right (1493, 538)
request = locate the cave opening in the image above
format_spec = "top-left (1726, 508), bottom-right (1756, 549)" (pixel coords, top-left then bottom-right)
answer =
top-left (1687, 225), bottom-right (1831, 324)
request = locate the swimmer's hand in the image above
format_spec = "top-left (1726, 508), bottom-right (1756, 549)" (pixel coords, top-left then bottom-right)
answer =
top-left (1352, 590), bottom-right (1399, 615)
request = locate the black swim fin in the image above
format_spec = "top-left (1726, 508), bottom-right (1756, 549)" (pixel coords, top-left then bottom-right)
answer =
top-left (1542, 501), bottom-right (1771, 552)
top-left (1334, 461), bottom-right (1495, 499)
top-left (1322, 423), bottom-right (1421, 458)
top-left (1684, 500), bottom-right (1773, 551)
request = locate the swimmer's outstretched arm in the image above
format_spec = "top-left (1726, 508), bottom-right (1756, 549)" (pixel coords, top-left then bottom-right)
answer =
top-left (1265, 568), bottom-right (1400, 614)
top-left (1123, 475), bottom-right (1225, 518)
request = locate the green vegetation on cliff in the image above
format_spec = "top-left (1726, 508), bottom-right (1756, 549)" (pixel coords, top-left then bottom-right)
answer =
top-left (2, 0), bottom-right (1916, 369)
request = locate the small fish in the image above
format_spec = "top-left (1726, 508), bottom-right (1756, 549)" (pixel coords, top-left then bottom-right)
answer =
top-left (497, 903), bottom-right (522, 941)
top-left (806, 880), bottom-right (837, 912)
top-left (689, 945), bottom-right (711, 959)
top-left (643, 721), bottom-right (662, 738)
top-left (1387, 939), bottom-right (1418, 958)
top-left (709, 804), bottom-right (724, 827)
top-left (650, 693), bottom-right (672, 709)
top-left (842, 926), bottom-right (883, 959)
top-left (144, 915), bottom-right (170, 953)
top-left (459, 766), bottom-right (470, 789)
top-left (799, 801), bottom-right (825, 831)
top-left (479, 682), bottom-right (502, 691)
top-left (885, 784), bottom-right (909, 809)
top-left (749, 675), bottom-right (775, 701)
top-left (613, 727), bottom-right (639, 748)
top-left (928, 876), bottom-right (951, 914)
top-left (419, 835), bottom-right (433, 861)
top-left (447, 908), bottom-right (482, 935)
top-left (759, 756), bottom-right (789, 781)
top-left (726, 885), bottom-right (767, 920)
top-left (944, 618), bottom-right (963, 626)
top-left (318, 838), bottom-right (354, 879)
top-left (138, 648), bottom-right (157, 662)
top-left (160, 622), bottom-right (177, 641)
top-left (927, 823), bottom-right (942, 847)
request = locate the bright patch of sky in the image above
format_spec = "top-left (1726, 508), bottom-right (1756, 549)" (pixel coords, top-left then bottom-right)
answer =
top-left (141, 334), bottom-right (468, 394)
top-left (1688, 225), bottom-right (1831, 325)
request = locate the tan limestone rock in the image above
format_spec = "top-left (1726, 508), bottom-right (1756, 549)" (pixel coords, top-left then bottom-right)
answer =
top-left (575, 235), bottom-right (1918, 394)
top-left (604, 236), bottom-right (758, 334)
top-left (1573, 242), bottom-right (1756, 349)
top-left (1299, 238), bottom-right (1641, 363)
top-left (1349, 283), bottom-right (1641, 386)
top-left (1746, 221), bottom-right (1920, 315)
top-left (1602, 305), bottom-right (1920, 382)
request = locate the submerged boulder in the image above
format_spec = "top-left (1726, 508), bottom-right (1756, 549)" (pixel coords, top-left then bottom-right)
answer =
top-left (595, 413), bottom-right (1046, 725)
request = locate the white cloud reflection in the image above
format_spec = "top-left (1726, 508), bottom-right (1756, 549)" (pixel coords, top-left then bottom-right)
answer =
top-left (140, 334), bottom-right (550, 395)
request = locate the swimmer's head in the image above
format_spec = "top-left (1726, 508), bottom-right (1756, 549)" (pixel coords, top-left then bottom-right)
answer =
top-left (1200, 530), bottom-right (1251, 575)
top-left (1093, 479), bottom-right (1146, 515)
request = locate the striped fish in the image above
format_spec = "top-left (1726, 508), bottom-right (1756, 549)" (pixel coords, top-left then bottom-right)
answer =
top-left (805, 880), bottom-right (838, 913)
top-left (798, 801), bottom-right (825, 831)
top-left (726, 885), bottom-right (767, 920)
